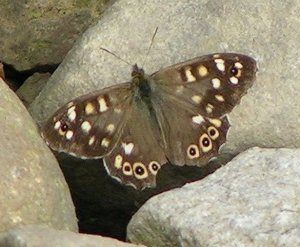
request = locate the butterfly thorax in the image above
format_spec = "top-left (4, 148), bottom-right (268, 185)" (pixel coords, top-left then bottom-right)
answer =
top-left (130, 64), bottom-right (161, 133)
top-left (131, 64), bottom-right (156, 104)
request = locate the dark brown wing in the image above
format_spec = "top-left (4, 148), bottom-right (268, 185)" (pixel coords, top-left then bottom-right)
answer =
top-left (41, 83), bottom-right (132, 159)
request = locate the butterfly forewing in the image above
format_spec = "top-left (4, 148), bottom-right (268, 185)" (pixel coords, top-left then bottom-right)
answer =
top-left (152, 53), bottom-right (257, 118)
top-left (42, 52), bottom-right (257, 190)
top-left (42, 83), bottom-right (132, 158)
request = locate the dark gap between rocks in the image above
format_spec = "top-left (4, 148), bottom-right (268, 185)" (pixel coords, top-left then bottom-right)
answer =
top-left (2, 62), bottom-right (59, 91)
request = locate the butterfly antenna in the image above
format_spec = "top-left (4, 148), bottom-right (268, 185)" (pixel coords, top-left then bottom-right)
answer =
top-left (142, 27), bottom-right (158, 67)
top-left (100, 47), bottom-right (132, 66)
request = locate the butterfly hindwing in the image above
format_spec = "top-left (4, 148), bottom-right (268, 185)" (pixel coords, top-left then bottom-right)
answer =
top-left (103, 98), bottom-right (167, 189)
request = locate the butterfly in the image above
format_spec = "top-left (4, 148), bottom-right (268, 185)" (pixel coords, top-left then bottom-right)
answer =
top-left (41, 53), bottom-right (257, 190)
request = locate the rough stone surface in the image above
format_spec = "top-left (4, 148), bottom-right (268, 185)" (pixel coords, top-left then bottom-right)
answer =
top-left (0, 78), bottom-right (78, 232)
top-left (16, 72), bottom-right (51, 107)
top-left (29, 0), bottom-right (300, 154)
top-left (27, 0), bottom-right (300, 239)
top-left (0, 0), bottom-right (112, 71)
top-left (127, 147), bottom-right (300, 247)
top-left (0, 225), bottom-right (146, 247)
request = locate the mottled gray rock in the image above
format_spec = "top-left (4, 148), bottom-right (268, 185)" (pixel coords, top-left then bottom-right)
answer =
top-left (0, 225), bottom-right (146, 247)
top-left (29, 0), bottom-right (300, 154)
top-left (127, 147), bottom-right (300, 247)
top-left (0, 78), bottom-right (77, 232)
top-left (0, 0), bottom-right (111, 71)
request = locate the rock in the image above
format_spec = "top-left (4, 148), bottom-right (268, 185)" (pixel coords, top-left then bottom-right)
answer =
top-left (127, 147), bottom-right (300, 247)
top-left (29, 0), bottom-right (300, 154)
top-left (0, 78), bottom-right (77, 232)
top-left (0, 0), bottom-right (111, 71)
top-left (16, 72), bottom-right (51, 107)
top-left (0, 225), bottom-right (146, 247)
top-left (26, 0), bottom-right (300, 239)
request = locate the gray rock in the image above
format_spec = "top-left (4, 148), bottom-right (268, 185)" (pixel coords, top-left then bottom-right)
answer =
top-left (16, 72), bottom-right (51, 107)
top-left (0, 225), bottom-right (146, 247)
top-left (29, 0), bottom-right (300, 155)
top-left (0, 0), bottom-right (112, 71)
top-left (0, 79), bottom-right (77, 232)
top-left (26, 0), bottom-right (300, 238)
top-left (127, 147), bottom-right (300, 247)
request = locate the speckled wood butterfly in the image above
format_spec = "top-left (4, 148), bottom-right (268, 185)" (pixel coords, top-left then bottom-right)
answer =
top-left (41, 53), bottom-right (257, 189)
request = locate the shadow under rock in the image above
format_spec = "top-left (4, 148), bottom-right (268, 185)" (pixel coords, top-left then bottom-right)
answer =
top-left (56, 152), bottom-right (231, 241)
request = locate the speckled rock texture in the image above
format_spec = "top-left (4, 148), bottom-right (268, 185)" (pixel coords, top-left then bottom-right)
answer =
top-left (0, 78), bottom-right (77, 232)
top-left (127, 147), bottom-right (300, 247)
top-left (0, 0), bottom-right (112, 71)
top-left (0, 225), bottom-right (146, 247)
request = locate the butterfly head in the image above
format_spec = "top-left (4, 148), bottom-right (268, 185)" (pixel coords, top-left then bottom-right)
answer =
top-left (131, 63), bottom-right (145, 76)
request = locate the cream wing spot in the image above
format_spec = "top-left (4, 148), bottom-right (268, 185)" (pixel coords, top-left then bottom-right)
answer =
top-left (81, 121), bottom-right (92, 133)
top-left (208, 118), bottom-right (222, 128)
top-left (234, 62), bottom-right (243, 69)
top-left (148, 161), bottom-right (160, 175)
top-left (214, 58), bottom-right (225, 72)
top-left (192, 95), bottom-right (202, 104)
top-left (199, 134), bottom-right (212, 152)
top-left (67, 106), bottom-right (76, 122)
top-left (85, 102), bottom-right (96, 115)
top-left (54, 121), bottom-right (61, 130)
top-left (114, 155), bottom-right (123, 169)
top-left (101, 138), bottom-right (110, 148)
top-left (68, 111), bottom-right (76, 122)
top-left (215, 94), bottom-right (225, 102)
top-left (98, 96), bottom-right (108, 112)
top-left (230, 76), bottom-right (239, 84)
top-left (184, 67), bottom-right (196, 82)
top-left (65, 130), bottom-right (73, 140)
top-left (206, 104), bottom-right (214, 114)
top-left (192, 114), bottom-right (204, 125)
top-left (122, 162), bottom-right (133, 176)
top-left (122, 142), bottom-right (134, 155)
top-left (211, 78), bottom-right (221, 89)
top-left (106, 124), bottom-right (115, 134)
top-left (198, 65), bottom-right (208, 77)
top-left (88, 136), bottom-right (95, 146)
top-left (213, 54), bottom-right (220, 58)
top-left (187, 144), bottom-right (200, 159)
top-left (133, 162), bottom-right (148, 180)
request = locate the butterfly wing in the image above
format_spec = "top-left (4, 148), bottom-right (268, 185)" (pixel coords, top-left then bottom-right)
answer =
top-left (103, 99), bottom-right (167, 189)
top-left (41, 53), bottom-right (257, 189)
top-left (41, 83), bottom-right (132, 159)
top-left (151, 53), bottom-right (257, 166)
top-left (42, 82), bottom-right (167, 189)
top-left (152, 53), bottom-right (257, 118)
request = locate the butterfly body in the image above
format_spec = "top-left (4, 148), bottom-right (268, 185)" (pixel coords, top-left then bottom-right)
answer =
top-left (42, 53), bottom-right (257, 189)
